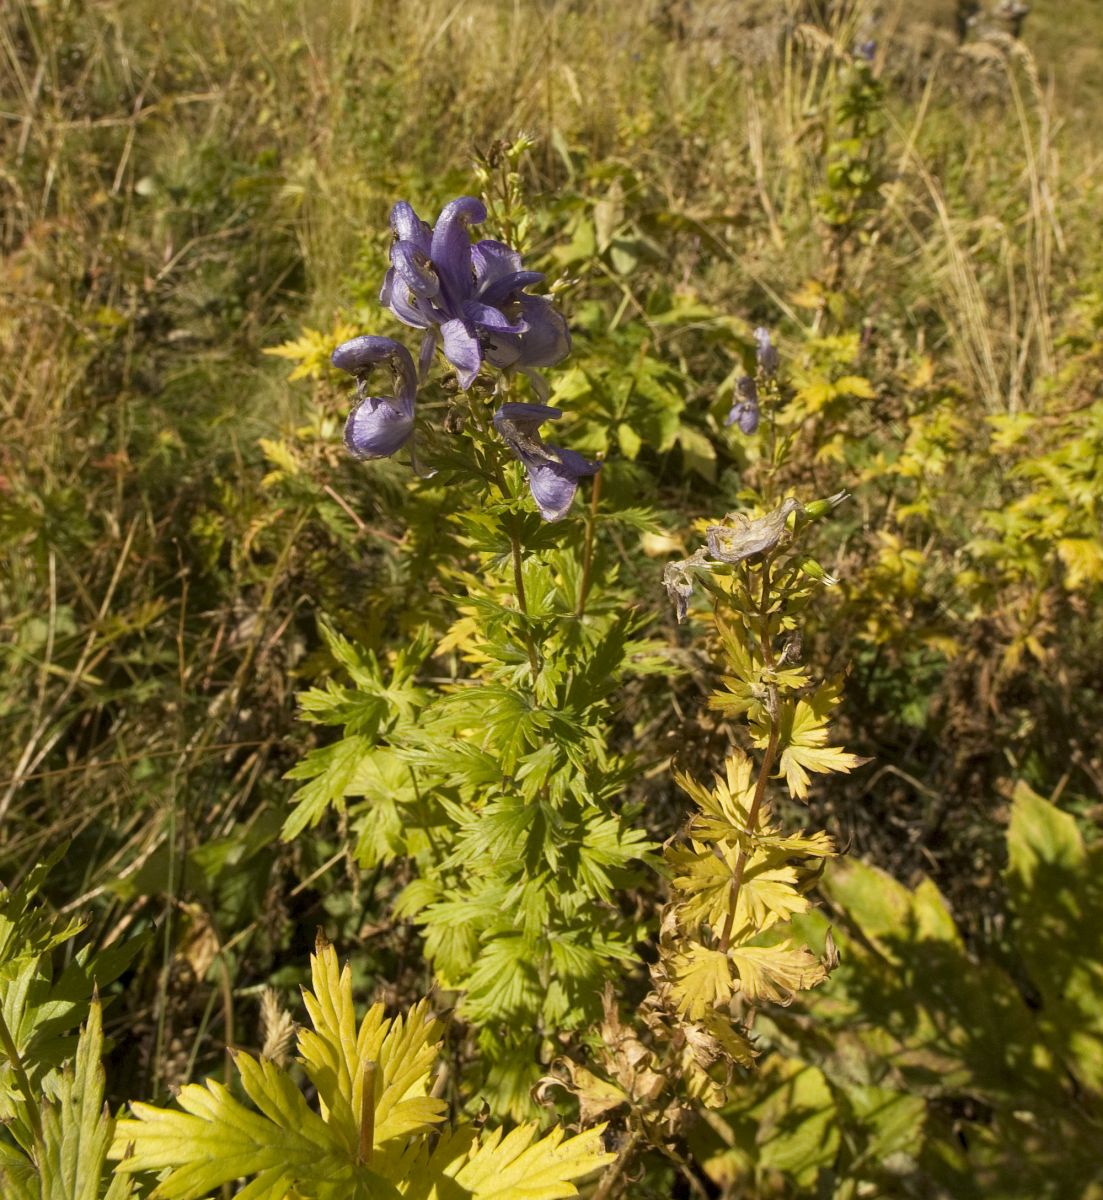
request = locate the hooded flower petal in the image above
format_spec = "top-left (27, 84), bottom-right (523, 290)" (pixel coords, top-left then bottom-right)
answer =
top-left (332, 335), bottom-right (417, 398)
top-left (430, 196), bottom-right (486, 314)
top-left (462, 299), bottom-right (528, 335)
top-left (472, 238), bottom-right (523, 285)
top-left (525, 447), bottom-right (600, 521)
top-left (728, 401), bottom-right (760, 434)
top-left (725, 376), bottom-right (759, 434)
top-left (390, 201), bottom-right (432, 253)
top-left (483, 296), bottom-right (571, 373)
top-left (440, 318), bottom-right (482, 389)
top-left (492, 401), bottom-right (562, 441)
top-left (391, 240), bottom-right (442, 299)
top-left (332, 335), bottom-right (418, 460)
top-left (380, 268), bottom-right (432, 329)
top-left (477, 269), bottom-right (546, 308)
top-left (753, 326), bottom-right (779, 376)
top-left (493, 402), bottom-right (600, 521)
top-left (344, 395), bottom-right (415, 459)
top-left (513, 296), bottom-right (571, 367)
top-left (472, 238), bottom-right (544, 305)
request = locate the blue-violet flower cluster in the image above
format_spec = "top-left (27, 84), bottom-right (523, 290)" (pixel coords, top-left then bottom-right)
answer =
top-left (332, 197), bottom-right (597, 521)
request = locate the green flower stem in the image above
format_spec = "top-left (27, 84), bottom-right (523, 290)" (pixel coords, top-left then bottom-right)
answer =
top-left (474, 391), bottom-right (541, 680)
top-left (0, 1005), bottom-right (43, 1150)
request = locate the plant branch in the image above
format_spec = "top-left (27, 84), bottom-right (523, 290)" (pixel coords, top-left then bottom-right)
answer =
top-left (719, 555), bottom-right (779, 953)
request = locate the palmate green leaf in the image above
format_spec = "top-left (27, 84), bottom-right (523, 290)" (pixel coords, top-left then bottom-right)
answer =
top-left (0, 853), bottom-right (144, 1143)
top-left (281, 734), bottom-right (370, 841)
top-left (461, 934), bottom-right (544, 1024)
top-left (7, 998), bottom-right (134, 1200)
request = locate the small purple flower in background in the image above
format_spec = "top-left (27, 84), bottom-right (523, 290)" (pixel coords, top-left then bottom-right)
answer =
top-left (726, 376), bottom-right (760, 435)
top-left (493, 403), bottom-right (600, 521)
top-left (380, 197), bottom-right (569, 393)
top-left (331, 335), bottom-right (418, 459)
top-left (855, 40), bottom-right (877, 63)
top-left (753, 326), bottom-right (778, 377)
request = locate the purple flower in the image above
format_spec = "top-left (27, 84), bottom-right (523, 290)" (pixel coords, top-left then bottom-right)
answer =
top-left (331, 335), bottom-right (417, 459)
top-left (492, 403), bottom-right (600, 521)
top-left (725, 376), bottom-right (760, 435)
top-left (855, 40), bottom-right (877, 62)
top-left (380, 197), bottom-right (569, 392)
top-left (753, 327), bottom-right (779, 377)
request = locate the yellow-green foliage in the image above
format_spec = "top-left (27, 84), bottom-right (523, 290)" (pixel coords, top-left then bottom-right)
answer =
top-left (110, 937), bottom-right (613, 1199)
top-left (652, 496), bottom-right (858, 1054)
top-left (4, 1), bottom-right (1103, 1196)
top-left (708, 784), bottom-right (1103, 1199)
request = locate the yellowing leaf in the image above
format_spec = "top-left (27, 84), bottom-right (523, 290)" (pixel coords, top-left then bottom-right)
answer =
top-left (791, 280), bottom-right (825, 309)
top-left (834, 374), bottom-right (875, 399)
top-left (446, 1123), bottom-right (614, 1199)
top-left (555, 1062), bottom-right (629, 1123)
top-left (911, 355), bottom-right (935, 388)
top-left (264, 322), bottom-right (359, 381)
top-left (1057, 538), bottom-right (1103, 590)
top-left (729, 940), bottom-right (828, 1004)
top-left (795, 380), bottom-right (835, 414)
top-left (672, 944), bottom-right (736, 1019)
top-left (298, 938), bottom-right (446, 1152)
top-left (775, 699), bottom-right (867, 800)
top-left (112, 1062), bottom-right (345, 1200)
top-left (111, 936), bottom-right (607, 1200)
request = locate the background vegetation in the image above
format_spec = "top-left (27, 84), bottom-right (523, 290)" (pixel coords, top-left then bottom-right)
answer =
top-left (2, 0), bottom-right (1101, 1195)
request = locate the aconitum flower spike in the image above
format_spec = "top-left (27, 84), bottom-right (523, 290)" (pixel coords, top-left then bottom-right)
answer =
top-left (726, 376), bottom-right (760, 435)
top-left (380, 197), bottom-right (568, 392)
top-left (331, 335), bottom-right (418, 460)
top-left (492, 402), bottom-right (600, 521)
top-left (753, 327), bottom-right (779, 376)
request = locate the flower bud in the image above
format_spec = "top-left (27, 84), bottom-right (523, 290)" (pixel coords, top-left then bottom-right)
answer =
top-left (803, 491), bottom-right (849, 521)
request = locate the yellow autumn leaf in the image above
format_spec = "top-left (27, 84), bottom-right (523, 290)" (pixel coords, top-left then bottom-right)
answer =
top-left (1057, 538), bottom-right (1103, 590)
top-left (728, 940), bottom-right (828, 1004)
top-left (776, 699), bottom-right (867, 800)
top-left (672, 944), bottom-right (736, 1020)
